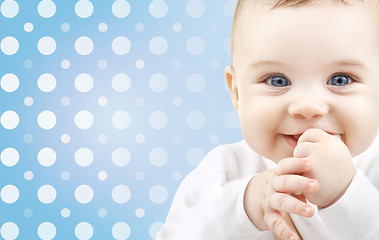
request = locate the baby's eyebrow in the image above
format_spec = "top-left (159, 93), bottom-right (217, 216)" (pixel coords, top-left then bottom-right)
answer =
top-left (249, 59), bottom-right (366, 69)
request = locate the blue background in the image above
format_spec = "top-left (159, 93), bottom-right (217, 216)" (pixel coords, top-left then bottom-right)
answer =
top-left (0, 0), bottom-right (242, 239)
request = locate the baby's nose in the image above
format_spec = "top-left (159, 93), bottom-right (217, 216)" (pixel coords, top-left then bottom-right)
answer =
top-left (288, 96), bottom-right (329, 119)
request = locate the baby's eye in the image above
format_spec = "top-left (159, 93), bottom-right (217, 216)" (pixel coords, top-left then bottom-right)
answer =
top-left (266, 75), bottom-right (291, 87)
top-left (327, 74), bottom-right (352, 86)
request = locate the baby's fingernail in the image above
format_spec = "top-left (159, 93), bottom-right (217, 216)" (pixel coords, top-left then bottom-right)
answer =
top-left (304, 206), bottom-right (313, 215)
top-left (304, 161), bottom-right (311, 169)
top-left (308, 182), bottom-right (316, 191)
top-left (290, 235), bottom-right (297, 240)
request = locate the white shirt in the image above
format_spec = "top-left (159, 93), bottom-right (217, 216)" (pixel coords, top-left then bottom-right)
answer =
top-left (157, 138), bottom-right (379, 240)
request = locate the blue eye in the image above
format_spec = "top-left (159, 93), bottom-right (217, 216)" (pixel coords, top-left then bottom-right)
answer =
top-left (328, 75), bottom-right (352, 86)
top-left (266, 76), bottom-right (290, 87)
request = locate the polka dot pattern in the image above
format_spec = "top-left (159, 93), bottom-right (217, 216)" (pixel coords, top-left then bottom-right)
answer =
top-left (0, 1), bottom-right (241, 238)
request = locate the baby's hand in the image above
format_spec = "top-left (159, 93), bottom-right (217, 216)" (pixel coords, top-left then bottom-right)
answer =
top-left (294, 128), bottom-right (355, 208)
top-left (244, 158), bottom-right (318, 240)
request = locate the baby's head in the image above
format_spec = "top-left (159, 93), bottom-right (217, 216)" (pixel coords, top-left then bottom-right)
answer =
top-left (225, 0), bottom-right (379, 162)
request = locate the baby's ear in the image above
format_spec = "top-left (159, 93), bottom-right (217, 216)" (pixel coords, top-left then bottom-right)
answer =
top-left (225, 65), bottom-right (239, 113)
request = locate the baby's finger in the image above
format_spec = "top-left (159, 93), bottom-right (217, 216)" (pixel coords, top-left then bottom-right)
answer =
top-left (275, 158), bottom-right (311, 175)
top-left (269, 192), bottom-right (315, 217)
top-left (297, 128), bottom-right (326, 144)
top-left (272, 174), bottom-right (319, 194)
top-left (264, 212), bottom-right (298, 240)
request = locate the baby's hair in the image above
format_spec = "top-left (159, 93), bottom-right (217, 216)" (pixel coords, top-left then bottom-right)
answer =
top-left (231, 0), bottom-right (379, 64)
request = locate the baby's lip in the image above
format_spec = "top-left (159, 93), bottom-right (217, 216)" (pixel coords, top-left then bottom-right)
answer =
top-left (285, 131), bottom-right (342, 140)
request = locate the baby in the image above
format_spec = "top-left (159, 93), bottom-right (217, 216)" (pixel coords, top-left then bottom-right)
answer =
top-left (157, 0), bottom-right (379, 239)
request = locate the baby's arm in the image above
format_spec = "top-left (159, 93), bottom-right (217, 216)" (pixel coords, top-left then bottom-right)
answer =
top-left (244, 157), bottom-right (319, 240)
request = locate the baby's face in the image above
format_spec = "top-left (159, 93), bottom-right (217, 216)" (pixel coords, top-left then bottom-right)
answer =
top-left (226, 1), bottom-right (379, 162)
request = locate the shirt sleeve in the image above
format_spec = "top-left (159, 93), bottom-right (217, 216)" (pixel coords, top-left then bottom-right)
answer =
top-left (156, 145), bottom-right (268, 240)
top-left (318, 169), bottom-right (379, 240)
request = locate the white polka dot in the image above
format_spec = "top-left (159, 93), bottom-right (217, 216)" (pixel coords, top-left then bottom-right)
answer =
top-left (112, 185), bottom-right (131, 204)
top-left (61, 22), bottom-right (70, 32)
top-left (61, 134), bottom-right (71, 143)
top-left (98, 208), bottom-right (107, 218)
top-left (1, 0), bottom-right (19, 18)
top-left (135, 22), bottom-right (144, 32)
top-left (98, 22), bottom-right (108, 32)
top-left (75, 111), bottom-right (94, 129)
top-left (38, 0), bottom-right (56, 18)
top-left (98, 97), bottom-right (108, 106)
top-left (149, 36), bottom-right (168, 55)
top-left (135, 134), bottom-right (145, 143)
top-left (24, 171), bottom-right (33, 181)
top-left (112, 73), bottom-right (131, 92)
top-left (61, 97), bottom-right (70, 106)
top-left (37, 222), bottom-right (56, 240)
top-left (24, 208), bottom-right (33, 218)
top-left (135, 171), bottom-right (144, 181)
top-left (173, 171), bottom-right (183, 181)
top-left (172, 22), bottom-right (182, 32)
top-left (135, 97), bottom-right (144, 106)
top-left (224, 37), bottom-right (231, 56)
top-left (1, 185), bottom-right (19, 204)
top-left (38, 148), bottom-right (56, 167)
top-left (98, 171), bottom-right (108, 181)
top-left (172, 59), bottom-right (182, 69)
top-left (1, 148), bottom-right (19, 167)
top-left (149, 111), bottom-right (168, 130)
top-left (61, 208), bottom-right (70, 218)
top-left (149, 73), bottom-right (168, 92)
top-left (135, 208), bottom-right (145, 218)
top-left (112, 0), bottom-right (131, 18)
top-left (149, 148), bottom-right (168, 167)
top-left (24, 22), bottom-right (33, 32)
top-left (112, 148), bottom-right (131, 167)
top-left (75, 73), bottom-right (94, 92)
top-left (1, 111), bottom-right (19, 130)
top-left (38, 185), bottom-right (56, 204)
top-left (38, 36), bottom-right (56, 55)
top-left (24, 59), bottom-right (33, 69)
top-left (1, 222), bottom-right (19, 240)
top-left (186, 37), bottom-right (205, 55)
top-left (1, 36), bottom-right (19, 55)
top-left (186, 148), bottom-right (205, 167)
top-left (98, 59), bottom-right (107, 69)
top-left (149, 0), bottom-right (168, 18)
top-left (210, 59), bottom-right (219, 69)
top-left (98, 134), bottom-right (107, 143)
top-left (186, 73), bottom-right (205, 92)
top-left (75, 185), bottom-right (94, 204)
top-left (38, 73), bottom-right (57, 92)
top-left (112, 36), bottom-right (131, 55)
top-left (75, 148), bottom-right (94, 167)
top-left (172, 97), bottom-right (182, 107)
top-left (112, 222), bottom-right (131, 240)
top-left (149, 222), bottom-right (164, 239)
top-left (135, 59), bottom-right (145, 69)
top-left (210, 134), bottom-right (220, 143)
top-left (149, 185), bottom-right (168, 204)
top-left (24, 97), bottom-right (33, 106)
top-left (61, 171), bottom-right (70, 181)
top-left (112, 111), bottom-right (131, 130)
top-left (75, 36), bottom-right (94, 55)
top-left (224, 0), bottom-right (238, 18)
top-left (38, 110), bottom-right (56, 130)
top-left (75, 0), bottom-right (93, 18)
top-left (186, 111), bottom-right (205, 129)
top-left (61, 59), bottom-right (70, 69)
top-left (224, 110), bottom-right (240, 130)
top-left (172, 134), bottom-right (182, 143)
top-left (1, 74), bottom-right (18, 92)
top-left (75, 222), bottom-right (93, 240)
top-left (186, 0), bottom-right (205, 18)
top-left (24, 134), bottom-right (33, 143)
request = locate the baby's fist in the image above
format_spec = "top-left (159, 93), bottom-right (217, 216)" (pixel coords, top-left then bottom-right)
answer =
top-left (293, 128), bottom-right (355, 208)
